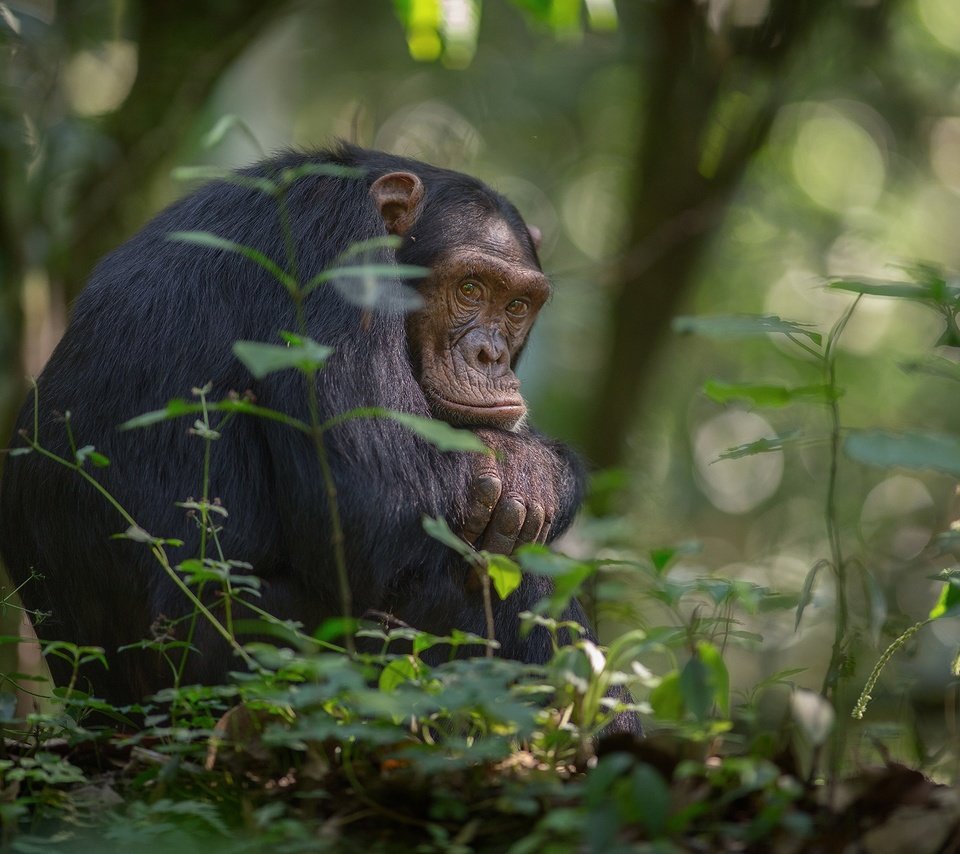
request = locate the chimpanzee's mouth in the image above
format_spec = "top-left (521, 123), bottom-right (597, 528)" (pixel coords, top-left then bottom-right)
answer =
top-left (428, 392), bottom-right (526, 427)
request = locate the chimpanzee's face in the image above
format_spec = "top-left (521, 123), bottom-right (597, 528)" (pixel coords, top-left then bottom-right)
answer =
top-left (405, 217), bottom-right (550, 430)
top-left (369, 169), bottom-right (549, 431)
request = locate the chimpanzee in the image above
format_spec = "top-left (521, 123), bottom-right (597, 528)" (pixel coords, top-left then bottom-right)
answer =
top-left (0, 144), bottom-right (640, 734)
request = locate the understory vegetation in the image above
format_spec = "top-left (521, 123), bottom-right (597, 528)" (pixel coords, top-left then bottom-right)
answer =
top-left (3, 160), bottom-right (960, 852)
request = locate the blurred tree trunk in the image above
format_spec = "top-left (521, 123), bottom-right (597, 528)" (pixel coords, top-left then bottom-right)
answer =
top-left (52, 1), bottom-right (281, 303)
top-left (0, 27), bottom-right (27, 692)
top-left (584, 0), bottom-right (892, 468)
top-left (0, 118), bottom-right (25, 451)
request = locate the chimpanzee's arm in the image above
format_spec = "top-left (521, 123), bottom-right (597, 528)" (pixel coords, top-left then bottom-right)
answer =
top-left (459, 428), bottom-right (586, 554)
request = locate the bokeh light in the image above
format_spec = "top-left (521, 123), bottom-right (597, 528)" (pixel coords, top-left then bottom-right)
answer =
top-left (791, 102), bottom-right (887, 214)
top-left (693, 411), bottom-right (784, 514)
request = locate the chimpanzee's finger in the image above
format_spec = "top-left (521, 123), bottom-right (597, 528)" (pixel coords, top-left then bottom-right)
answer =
top-left (537, 517), bottom-right (553, 545)
top-left (517, 502), bottom-right (545, 545)
top-left (480, 494), bottom-right (526, 555)
top-left (461, 473), bottom-right (502, 545)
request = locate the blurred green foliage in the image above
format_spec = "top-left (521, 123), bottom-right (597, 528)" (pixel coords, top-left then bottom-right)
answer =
top-left (3, 0), bottom-right (960, 792)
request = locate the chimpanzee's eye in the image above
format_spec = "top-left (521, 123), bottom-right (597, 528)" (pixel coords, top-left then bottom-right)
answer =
top-left (459, 281), bottom-right (481, 299)
top-left (506, 299), bottom-right (529, 317)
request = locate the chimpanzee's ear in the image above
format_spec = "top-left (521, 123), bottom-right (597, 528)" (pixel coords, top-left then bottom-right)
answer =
top-left (370, 172), bottom-right (425, 236)
top-left (527, 225), bottom-right (542, 251)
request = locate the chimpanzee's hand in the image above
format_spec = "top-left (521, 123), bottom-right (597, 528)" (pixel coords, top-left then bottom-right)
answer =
top-left (460, 430), bottom-right (561, 555)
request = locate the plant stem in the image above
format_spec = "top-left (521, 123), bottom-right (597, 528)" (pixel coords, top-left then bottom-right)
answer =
top-left (178, 389), bottom-right (215, 688)
top-left (479, 567), bottom-right (495, 658)
top-left (23, 438), bottom-right (253, 669)
top-left (275, 180), bottom-right (355, 653)
top-left (820, 347), bottom-right (846, 701)
top-left (819, 296), bottom-right (860, 703)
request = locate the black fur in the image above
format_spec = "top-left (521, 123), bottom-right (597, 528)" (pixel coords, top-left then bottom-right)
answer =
top-left (0, 145), bottom-right (639, 734)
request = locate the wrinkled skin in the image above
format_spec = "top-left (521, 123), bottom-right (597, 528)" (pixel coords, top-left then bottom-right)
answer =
top-left (372, 171), bottom-right (562, 558)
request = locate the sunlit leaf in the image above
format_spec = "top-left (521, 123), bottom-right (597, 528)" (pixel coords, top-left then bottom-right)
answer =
top-left (75, 445), bottom-right (110, 468)
top-left (844, 430), bottom-right (960, 477)
top-left (485, 554), bottom-right (522, 599)
top-left (379, 656), bottom-right (422, 692)
top-left (696, 641), bottom-right (730, 718)
top-left (679, 656), bottom-right (712, 721)
top-left (649, 671), bottom-right (683, 721)
top-left (929, 576), bottom-right (960, 620)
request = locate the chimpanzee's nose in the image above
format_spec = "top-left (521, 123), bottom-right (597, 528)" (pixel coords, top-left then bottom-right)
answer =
top-left (463, 329), bottom-right (510, 374)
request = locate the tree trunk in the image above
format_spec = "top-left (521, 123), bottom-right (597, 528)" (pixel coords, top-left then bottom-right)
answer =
top-left (583, 0), bottom-right (880, 468)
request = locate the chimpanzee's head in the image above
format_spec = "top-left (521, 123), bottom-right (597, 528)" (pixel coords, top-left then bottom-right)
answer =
top-left (370, 168), bottom-right (548, 431)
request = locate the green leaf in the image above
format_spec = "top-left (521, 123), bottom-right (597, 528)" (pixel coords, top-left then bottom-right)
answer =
top-left (379, 656), bottom-right (422, 692)
top-left (233, 338), bottom-right (333, 379)
top-left (716, 431), bottom-right (801, 460)
top-left (320, 265), bottom-right (426, 312)
top-left (630, 764), bottom-right (670, 838)
top-left (308, 263), bottom-right (428, 288)
top-left (673, 314), bottom-right (822, 345)
top-left (202, 114), bottom-right (264, 156)
top-left (170, 166), bottom-right (278, 195)
top-left (679, 657), bottom-right (712, 721)
top-left (516, 547), bottom-right (594, 617)
top-left (485, 554), bottom-right (522, 599)
top-left (168, 231), bottom-right (296, 291)
top-left (422, 516), bottom-right (475, 560)
top-left (900, 355), bottom-right (960, 384)
top-left (278, 162), bottom-right (365, 186)
top-left (929, 578), bottom-right (960, 620)
top-left (696, 640), bottom-right (730, 718)
top-left (844, 430), bottom-right (960, 477)
top-left (704, 380), bottom-right (837, 407)
top-left (337, 236), bottom-right (403, 259)
top-left (649, 670), bottom-right (683, 721)
top-left (386, 412), bottom-right (489, 452)
top-left (119, 398), bottom-right (199, 430)
top-left (75, 445), bottom-right (110, 468)
top-left (649, 541), bottom-right (701, 574)
top-left (796, 559), bottom-right (830, 631)
top-left (935, 321), bottom-right (960, 348)
top-left (829, 279), bottom-right (935, 300)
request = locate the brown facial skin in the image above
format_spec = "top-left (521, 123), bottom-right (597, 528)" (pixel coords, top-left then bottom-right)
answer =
top-left (404, 220), bottom-right (550, 431)
top-left (371, 171), bottom-right (560, 555)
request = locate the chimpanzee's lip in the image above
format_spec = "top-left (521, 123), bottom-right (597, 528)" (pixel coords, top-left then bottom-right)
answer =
top-left (429, 392), bottom-right (526, 423)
